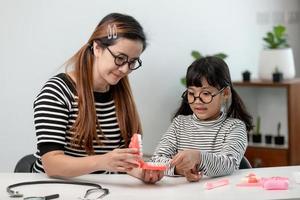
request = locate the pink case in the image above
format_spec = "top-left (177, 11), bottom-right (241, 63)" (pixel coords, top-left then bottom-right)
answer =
top-left (261, 177), bottom-right (289, 190)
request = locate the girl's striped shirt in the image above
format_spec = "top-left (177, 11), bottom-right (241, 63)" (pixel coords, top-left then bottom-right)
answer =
top-left (150, 112), bottom-right (247, 177)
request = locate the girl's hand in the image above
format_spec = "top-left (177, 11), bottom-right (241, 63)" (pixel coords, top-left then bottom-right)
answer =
top-left (183, 167), bottom-right (203, 182)
top-left (171, 149), bottom-right (201, 172)
top-left (129, 168), bottom-right (164, 184)
top-left (175, 165), bottom-right (202, 182)
top-left (101, 148), bottom-right (141, 172)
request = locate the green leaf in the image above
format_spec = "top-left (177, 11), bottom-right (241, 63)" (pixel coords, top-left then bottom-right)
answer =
top-left (181, 77), bottom-right (186, 86)
top-left (191, 50), bottom-right (202, 60)
top-left (213, 53), bottom-right (227, 60)
top-left (274, 25), bottom-right (285, 39)
top-left (263, 25), bottom-right (289, 49)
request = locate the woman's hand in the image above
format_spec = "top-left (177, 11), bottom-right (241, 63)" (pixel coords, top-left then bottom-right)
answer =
top-left (101, 148), bottom-right (141, 172)
top-left (129, 168), bottom-right (164, 184)
top-left (171, 149), bottom-right (201, 172)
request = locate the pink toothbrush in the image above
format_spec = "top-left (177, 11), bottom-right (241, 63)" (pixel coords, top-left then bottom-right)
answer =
top-left (205, 179), bottom-right (229, 190)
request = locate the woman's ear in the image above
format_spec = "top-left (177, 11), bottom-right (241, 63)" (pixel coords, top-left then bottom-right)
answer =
top-left (92, 41), bottom-right (103, 58)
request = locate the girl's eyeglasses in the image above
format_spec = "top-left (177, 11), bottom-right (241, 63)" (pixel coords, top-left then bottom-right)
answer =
top-left (182, 87), bottom-right (226, 104)
top-left (106, 47), bottom-right (142, 70)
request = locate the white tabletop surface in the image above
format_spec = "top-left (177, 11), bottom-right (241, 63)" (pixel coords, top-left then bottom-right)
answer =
top-left (1, 166), bottom-right (300, 200)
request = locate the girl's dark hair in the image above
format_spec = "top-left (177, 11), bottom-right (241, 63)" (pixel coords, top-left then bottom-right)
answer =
top-left (66, 13), bottom-right (146, 154)
top-left (174, 56), bottom-right (253, 132)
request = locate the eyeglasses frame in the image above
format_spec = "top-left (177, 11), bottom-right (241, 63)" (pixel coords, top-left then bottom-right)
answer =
top-left (182, 87), bottom-right (226, 104)
top-left (106, 47), bottom-right (142, 70)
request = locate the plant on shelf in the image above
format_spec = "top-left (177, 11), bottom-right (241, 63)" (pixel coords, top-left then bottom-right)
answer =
top-left (181, 50), bottom-right (228, 86)
top-left (263, 25), bottom-right (289, 49)
top-left (252, 116), bottom-right (262, 143)
top-left (265, 133), bottom-right (273, 144)
top-left (272, 67), bottom-right (283, 82)
top-left (242, 70), bottom-right (251, 82)
top-left (258, 24), bottom-right (295, 80)
top-left (274, 122), bottom-right (285, 145)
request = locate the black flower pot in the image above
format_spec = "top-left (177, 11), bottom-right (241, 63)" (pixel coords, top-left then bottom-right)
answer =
top-left (274, 136), bottom-right (285, 145)
top-left (265, 135), bottom-right (273, 144)
top-left (242, 71), bottom-right (251, 82)
top-left (252, 134), bottom-right (262, 143)
top-left (273, 72), bottom-right (283, 82)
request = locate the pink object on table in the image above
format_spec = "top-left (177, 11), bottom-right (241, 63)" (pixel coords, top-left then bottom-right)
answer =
top-left (236, 173), bottom-right (289, 190)
top-left (236, 173), bottom-right (262, 187)
top-left (261, 177), bottom-right (289, 190)
top-left (129, 134), bottom-right (167, 171)
top-left (205, 179), bottom-right (229, 190)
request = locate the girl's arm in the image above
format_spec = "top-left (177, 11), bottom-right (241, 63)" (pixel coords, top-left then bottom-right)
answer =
top-left (198, 120), bottom-right (247, 177)
top-left (150, 118), bottom-right (180, 176)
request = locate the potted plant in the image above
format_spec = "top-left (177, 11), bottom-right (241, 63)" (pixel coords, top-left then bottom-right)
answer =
top-left (242, 70), bottom-right (251, 82)
top-left (272, 67), bottom-right (283, 82)
top-left (181, 50), bottom-right (227, 86)
top-left (258, 24), bottom-right (295, 80)
top-left (252, 116), bottom-right (262, 143)
top-left (264, 134), bottom-right (273, 144)
top-left (274, 122), bottom-right (285, 145)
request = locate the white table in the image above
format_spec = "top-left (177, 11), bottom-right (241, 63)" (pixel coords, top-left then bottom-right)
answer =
top-left (1, 166), bottom-right (300, 200)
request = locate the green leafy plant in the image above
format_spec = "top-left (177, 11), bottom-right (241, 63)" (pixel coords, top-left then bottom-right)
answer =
top-left (190, 50), bottom-right (227, 60)
top-left (181, 50), bottom-right (228, 85)
top-left (263, 25), bottom-right (289, 49)
top-left (255, 116), bottom-right (261, 135)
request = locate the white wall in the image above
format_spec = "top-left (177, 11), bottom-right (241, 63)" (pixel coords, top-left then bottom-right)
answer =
top-left (0, 0), bottom-right (299, 172)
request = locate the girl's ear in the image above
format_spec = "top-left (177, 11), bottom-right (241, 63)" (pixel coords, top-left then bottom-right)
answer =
top-left (222, 87), bottom-right (232, 112)
top-left (222, 86), bottom-right (231, 101)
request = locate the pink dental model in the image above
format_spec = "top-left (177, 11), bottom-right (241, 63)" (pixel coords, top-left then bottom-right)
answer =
top-left (129, 134), bottom-right (167, 171)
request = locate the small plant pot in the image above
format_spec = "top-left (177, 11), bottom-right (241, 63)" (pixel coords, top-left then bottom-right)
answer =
top-left (252, 134), bottom-right (262, 143)
top-left (265, 135), bottom-right (273, 144)
top-left (272, 72), bottom-right (283, 82)
top-left (274, 136), bottom-right (285, 145)
top-left (242, 71), bottom-right (251, 82)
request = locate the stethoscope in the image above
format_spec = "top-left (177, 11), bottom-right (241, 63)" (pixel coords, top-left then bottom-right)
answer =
top-left (7, 180), bottom-right (109, 200)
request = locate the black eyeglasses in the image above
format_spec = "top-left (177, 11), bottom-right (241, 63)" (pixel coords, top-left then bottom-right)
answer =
top-left (182, 87), bottom-right (226, 104)
top-left (106, 47), bottom-right (142, 70)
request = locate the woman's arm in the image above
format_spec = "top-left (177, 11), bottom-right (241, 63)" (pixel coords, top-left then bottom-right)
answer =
top-left (42, 148), bottom-right (140, 178)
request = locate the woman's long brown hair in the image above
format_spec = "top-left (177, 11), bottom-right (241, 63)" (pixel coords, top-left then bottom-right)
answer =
top-left (66, 13), bottom-right (146, 154)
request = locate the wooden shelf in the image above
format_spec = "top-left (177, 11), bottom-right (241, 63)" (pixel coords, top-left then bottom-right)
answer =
top-left (233, 78), bottom-right (300, 87)
top-left (234, 79), bottom-right (300, 167)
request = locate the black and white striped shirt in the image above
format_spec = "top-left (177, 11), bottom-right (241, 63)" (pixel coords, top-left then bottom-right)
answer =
top-left (32, 73), bottom-right (125, 173)
top-left (151, 112), bottom-right (247, 177)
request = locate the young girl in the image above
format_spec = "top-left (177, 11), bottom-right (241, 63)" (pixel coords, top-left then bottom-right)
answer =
top-left (32, 13), bottom-right (160, 182)
top-left (150, 56), bottom-right (253, 182)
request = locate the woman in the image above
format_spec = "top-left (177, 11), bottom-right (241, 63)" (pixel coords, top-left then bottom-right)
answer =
top-left (33, 13), bottom-right (162, 183)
